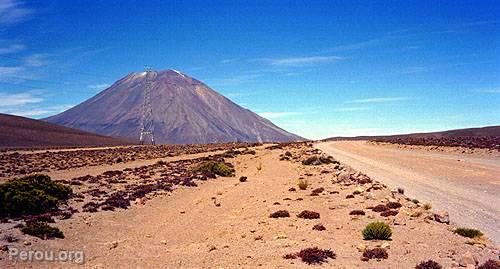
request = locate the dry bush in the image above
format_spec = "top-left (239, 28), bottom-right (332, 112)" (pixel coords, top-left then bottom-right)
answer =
top-left (415, 260), bottom-right (443, 269)
top-left (269, 210), bottom-right (290, 218)
top-left (284, 247), bottom-right (336, 264)
top-left (362, 247), bottom-right (388, 260)
top-left (478, 259), bottom-right (500, 269)
top-left (312, 224), bottom-right (326, 231)
top-left (297, 179), bottom-right (308, 190)
top-left (297, 210), bottom-right (320, 219)
top-left (349, 210), bottom-right (366, 216)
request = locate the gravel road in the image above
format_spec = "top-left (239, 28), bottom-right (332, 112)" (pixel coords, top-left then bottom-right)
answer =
top-left (316, 141), bottom-right (500, 246)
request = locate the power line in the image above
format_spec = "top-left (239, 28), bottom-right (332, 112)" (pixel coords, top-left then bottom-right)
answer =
top-left (139, 67), bottom-right (155, 145)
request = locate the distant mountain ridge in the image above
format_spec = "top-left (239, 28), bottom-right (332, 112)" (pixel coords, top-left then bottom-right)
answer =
top-left (0, 113), bottom-right (130, 148)
top-left (44, 69), bottom-right (303, 144)
top-left (323, 125), bottom-right (500, 141)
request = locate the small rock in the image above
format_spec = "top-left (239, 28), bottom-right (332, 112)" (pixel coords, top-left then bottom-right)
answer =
top-left (458, 251), bottom-right (478, 267)
top-left (109, 241), bottom-right (118, 249)
top-left (433, 211), bottom-right (450, 224)
top-left (160, 240), bottom-right (167, 245)
top-left (275, 235), bottom-right (288, 240)
top-left (381, 243), bottom-right (390, 249)
top-left (23, 241), bottom-right (31, 246)
top-left (208, 245), bottom-right (217, 252)
top-left (357, 243), bottom-right (367, 252)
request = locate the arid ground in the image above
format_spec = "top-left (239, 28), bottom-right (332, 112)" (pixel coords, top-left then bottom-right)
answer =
top-left (0, 143), bottom-right (499, 268)
top-left (316, 141), bottom-right (500, 246)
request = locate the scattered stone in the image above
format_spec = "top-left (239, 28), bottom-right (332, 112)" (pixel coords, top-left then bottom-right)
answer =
top-left (357, 243), bottom-right (367, 252)
top-left (458, 251), bottom-right (477, 267)
top-left (109, 241), bottom-right (118, 249)
top-left (433, 211), bottom-right (450, 224)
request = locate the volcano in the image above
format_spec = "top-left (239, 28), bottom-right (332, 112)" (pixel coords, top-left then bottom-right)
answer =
top-left (44, 70), bottom-right (303, 144)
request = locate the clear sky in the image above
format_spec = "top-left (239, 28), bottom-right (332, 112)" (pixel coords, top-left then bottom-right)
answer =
top-left (0, 0), bottom-right (499, 139)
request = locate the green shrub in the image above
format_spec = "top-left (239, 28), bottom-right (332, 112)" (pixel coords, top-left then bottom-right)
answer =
top-left (362, 222), bottom-right (392, 240)
top-left (192, 161), bottom-right (235, 177)
top-left (0, 174), bottom-right (72, 217)
top-left (21, 221), bottom-right (64, 239)
top-left (454, 228), bottom-right (483, 238)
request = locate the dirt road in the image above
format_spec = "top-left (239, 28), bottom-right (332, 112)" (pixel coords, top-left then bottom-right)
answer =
top-left (316, 141), bottom-right (500, 245)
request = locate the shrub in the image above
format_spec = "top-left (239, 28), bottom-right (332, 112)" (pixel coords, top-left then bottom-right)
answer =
top-left (297, 179), bottom-right (308, 190)
top-left (362, 222), bottom-right (392, 240)
top-left (423, 203), bottom-right (432, 210)
top-left (156, 160), bottom-right (167, 165)
top-left (311, 187), bottom-right (324, 194)
top-left (239, 176), bottom-right (247, 182)
top-left (380, 210), bottom-right (399, 217)
top-left (296, 247), bottom-right (336, 264)
top-left (192, 161), bottom-right (235, 177)
top-left (297, 210), bottom-right (320, 219)
top-left (345, 194), bottom-right (355, 199)
top-left (386, 202), bottom-right (402, 209)
top-left (349, 210), bottom-right (366, 216)
top-left (21, 221), bottom-right (64, 239)
top-left (269, 210), bottom-right (290, 218)
top-left (415, 260), bottom-right (443, 269)
top-left (478, 259), bottom-right (500, 269)
top-left (454, 228), bottom-right (483, 238)
top-left (312, 224), bottom-right (326, 231)
top-left (372, 204), bottom-right (389, 212)
top-left (0, 174), bottom-right (72, 217)
top-left (362, 248), bottom-right (388, 260)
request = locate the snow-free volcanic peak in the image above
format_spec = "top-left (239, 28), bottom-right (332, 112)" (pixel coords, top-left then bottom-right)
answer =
top-left (44, 69), bottom-right (303, 144)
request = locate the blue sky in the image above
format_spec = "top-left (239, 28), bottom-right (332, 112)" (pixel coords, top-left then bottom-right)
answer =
top-left (0, 0), bottom-right (499, 139)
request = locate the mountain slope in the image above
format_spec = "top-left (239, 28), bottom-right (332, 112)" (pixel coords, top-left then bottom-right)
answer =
top-left (44, 70), bottom-right (303, 144)
top-left (0, 113), bottom-right (130, 148)
top-left (323, 125), bottom-right (500, 141)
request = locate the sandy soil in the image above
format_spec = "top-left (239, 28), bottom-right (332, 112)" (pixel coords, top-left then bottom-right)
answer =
top-left (316, 141), bottom-right (500, 246)
top-left (1, 144), bottom-right (498, 268)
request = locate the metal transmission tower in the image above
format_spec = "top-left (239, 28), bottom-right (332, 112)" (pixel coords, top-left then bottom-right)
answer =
top-left (139, 67), bottom-right (155, 145)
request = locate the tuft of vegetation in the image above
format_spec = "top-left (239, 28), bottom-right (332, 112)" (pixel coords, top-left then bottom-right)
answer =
top-left (285, 247), bottom-right (336, 264)
top-left (478, 259), bottom-right (500, 269)
top-left (312, 224), bottom-right (326, 231)
top-left (362, 248), bottom-right (388, 260)
top-left (0, 174), bottom-right (72, 218)
top-left (297, 179), bottom-right (308, 190)
top-left (156, 160), bottom-right (167, 165)
top-left (423, 203), bottom-right (432, 210)
top-left (269, 210), bottom-right (290, 218)
top-left (21, 221), bottom-right (64, 239)
top-left (345, 194), bottom-right (355, 199)
top-left (415, 260), bottom-right (443, 269)
top-left (362, 222), bottom-right (392, 240)
top-left (454, 228), bottom-right (483, 238)
top-left (349, 210), bottom-right (366, 216)
top-left (192, 161), bottom-right (235, 177)
top-left (297, 210), bottom-right (320, 219)
top-left (239, 176), bottom-right (248, 182)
